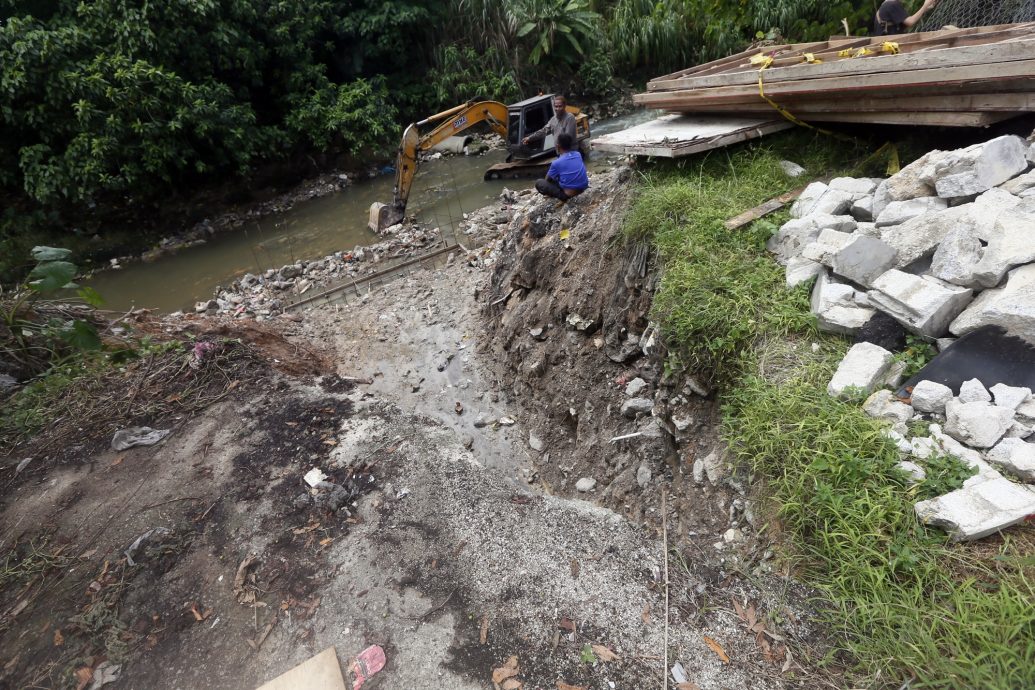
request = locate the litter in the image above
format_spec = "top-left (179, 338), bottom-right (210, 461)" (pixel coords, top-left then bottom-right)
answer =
top-left (111, 426), bottom-right (171, 451)
top-left (348, 645), bottom-right (386, 690)
top-left (304, 468), bottom-right (329, 487)
top-left (123, 527), bottom-right (172, 566)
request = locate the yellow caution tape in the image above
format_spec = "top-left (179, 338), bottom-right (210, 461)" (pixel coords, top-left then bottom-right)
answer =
top-left (559, 228), bottom-right (570, 240)
top-left (855, 47), bottom-right (874, 57)
top-left (756, 62), bottom-right (855, 142)
top-left (749, 53), bottom-right (774, 68)
top-left (881, 41), bottom-right (900, 54)
top-left (837, 48), bottom-right (853, 58)
top-left (802, 53), bottom-right (822, 64)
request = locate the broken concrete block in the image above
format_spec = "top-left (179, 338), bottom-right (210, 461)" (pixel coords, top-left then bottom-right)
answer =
top-left (625, 377), bottom-right (648, 397)
top-left (882, 428), bottom-right (913, 454)
top-left (1015, 398), bottom-right (1035, 427)
top-left (884, 149), bottom-right (944, 201)
top-left (883, 359), bottom-right (908, 389)
top-left (829, 176), bottom-right (880, 198)
top-left (926, 135), bottom-right (1030, 199)
top-left (910, 379), bottom-right (953, 414)
top-left (898, 460), bottom-right (927, 482)
top-left (929, 227), bottom-right (984, 287)
top-left (968, 208), bottom-right (1035, 289)
top-left (987, 437), bottom-right (1035, 481)
top-left (880, 205), bottom-right (972, 267)
top-left (875, 197), bottom-right (949, 227)
top-left (855, 221), bottom-right (879, 237)
top-left (811, 272), bottom-right (875, 335)
top-left (791, 182), bottom-right (853, 218)
top-left (850, 195), bottom-right (874, 222)
top-left (831, 235), bottom-right (898, 288)
top-left (868, 270), bottom-right (973, 338)
top-left (950, 263), bottom-right (1035, 341)
top-left (621, 397), bottom-right (653, 418)
top-left (766, 214), bottom-right (857, 263)
top-left (801, 228), bottom-right (854, 266)
top-left (1028, 142), bottom-right (1035, 166)
top-left (827, 342), bottom-right (896, 398)
top-left (1006, 421), bottom-right (1034, 439)
top-left (959, 378), bottom-right (992, 404)
top-left (991, 383), bottom-right (1031, 412)
top-left (785, 255), bottom-right (825, 288)
top-left (936, 337), bottom-right (956, 352)
top-left (1000, 169), bottom-right (1035, 195)
top-left (915, 476), bottom-right (1035, 540)
top-left (929, 423), bottom-right (998, 484)
top-left (871, 179), bottom-right (892, 219)
top-left (944, 398), bottom-right (1014, 448)
top-left (863, 389), bottom-right (914, 423)
top-left (910, 436), bottom-right (939, 459)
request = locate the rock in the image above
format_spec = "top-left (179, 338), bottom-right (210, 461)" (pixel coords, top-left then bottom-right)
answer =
top-left (801, 228), bottom-right (854, 266)
top-left (991, 383), bottom-right (1031, 411)
top-left (910, 436), bottom-right (939, 459)
top-left (636, 464), bottom-right (652, 488)
top-left (986, 438), bottom-right (1035, 481)
top-left (936, 337), bottom-right (956, 351)
top-left (790, 182), bottom-right (853, 218)
top-left (898, 460), bottom-right (927, 482)
top-left (929, 227), bottom-right (984, 287)
top-left (871, 179), bottom-right (893, 219)
top-left (965, 205), bottom-right (1035, 289)
top-left (529, 326), bottom-right (547, 340)
top-left (884, 149), bottom-right (944, 201)
top-left (855, 221), bottom-right (879, 237)
top-left (850, 195), bottom-right (875, 222)
top-left (1006, 421), bottom-right (1034, 439)
top-left (767, 214), bottom-right (857, 263)
top-left (779, 160), bottom-right (806, 177)
top-left (926, 135), bottom-right (1029, 199)
top-left (786, 255), bottom-right (825, 288)
top-left (829, 176), bottom-right (880, 198)
top-left (831, 235), bottom-right (898, 288)
top-left (910, 379), bottom-right (953, 414)
top-left (1000, 170), bottom-right (1035, 195)
top-left (862, 389), bottom-right (914, 423)
top-left (701, 449), bottom-right (725, 483)
top-left (723, 528), bottom-right (745, 543)
top-left (194, 299), bottom-right (218, 313)
top-left (959, 378), bottom-right (992, 403)
top-left (625, 377), bottom-right (648, 397)
top-left (944, 398), bottom-right (1014, 448)
top-left (692, 458), bottom-right (706, 485)
top-left (867, 270), bottom-right (972, 338)
top-left (279, 264), bottom-right (302, 279)
top-left (811, 272), bottom-right (875, 336)
top-left (566, 313), bottom-right (595, 331)
top-left (950, 264), bottom-right (1035, 340)
top-left (875, 197), bottom-right (949, 227)
top-left (929, 423), bottom-right (999, 485)
top-left (882, 428), bottom-right (913, 454)
top-left (827, 342), bottom-right (896, 398)
top-left (881, 204), bottom-right (971, 267)
top-left (575, 477), bottom-right (597, 492)
top-left (529, 433), bottom-right (545, 452)
top-left (915, 476), bottom-right (1035, 541)
top-left (621, 397), bottom-right (654, 418)
top-left (1015, 398), bottom-right (1035, 426)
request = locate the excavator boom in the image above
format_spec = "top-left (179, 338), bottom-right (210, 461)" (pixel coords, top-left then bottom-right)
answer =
top-left (368, 101), bottom-right (509, 232)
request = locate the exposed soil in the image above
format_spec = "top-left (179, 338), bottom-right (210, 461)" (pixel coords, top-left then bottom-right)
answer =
top-left (0, 168), bottom-right (838, 689)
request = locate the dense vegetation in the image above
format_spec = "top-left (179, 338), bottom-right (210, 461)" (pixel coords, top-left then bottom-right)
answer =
top-left (625, 134), bottom-right (1035, 688)
top-left (0, 0), bottom-right (878, 279)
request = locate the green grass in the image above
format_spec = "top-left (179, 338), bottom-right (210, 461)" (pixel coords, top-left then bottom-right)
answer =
top-left (631, 130), bottom-right (1035, 688)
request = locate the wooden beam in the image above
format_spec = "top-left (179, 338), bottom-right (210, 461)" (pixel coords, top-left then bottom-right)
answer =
top-left (664, 92), bottom-right (1035, 114)
top-left (723, 183), bottom-right (822, 230)
top-left (802, 111), bottom-right (1018, 127)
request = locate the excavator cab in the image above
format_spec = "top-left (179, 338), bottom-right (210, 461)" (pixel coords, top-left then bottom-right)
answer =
top-left (506, 95), bottom-right (557, 160)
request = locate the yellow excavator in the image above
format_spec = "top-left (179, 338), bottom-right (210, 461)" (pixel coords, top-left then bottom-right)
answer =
top-left (368, 94), bottom-right (590, 232)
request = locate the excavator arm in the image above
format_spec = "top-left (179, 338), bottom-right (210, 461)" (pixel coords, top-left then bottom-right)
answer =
top-left (369, 101), bottom-right (509, 232)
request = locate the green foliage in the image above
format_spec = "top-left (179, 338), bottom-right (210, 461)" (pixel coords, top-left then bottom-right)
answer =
top-left (427, 44), bottom-right (521, 107)
top-left (898, 334), bottom-right (938, 378)
top-left (515, 0), bottom-right (602, 66)
top-left (915, 453), bottom-right (979, 500)
top-left (580, 643), bottom-right (597, 663)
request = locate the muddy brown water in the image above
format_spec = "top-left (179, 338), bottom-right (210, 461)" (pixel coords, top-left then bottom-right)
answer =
top-left (82, 112), bottom-right (657, 313)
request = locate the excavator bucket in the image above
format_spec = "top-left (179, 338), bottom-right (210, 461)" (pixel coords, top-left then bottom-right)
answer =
top-left (367, 202), bottom-right (404, 234)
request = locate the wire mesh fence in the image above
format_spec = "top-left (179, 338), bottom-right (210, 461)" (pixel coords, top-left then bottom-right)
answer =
top-left (915, 0), bottom-right (1035, 31)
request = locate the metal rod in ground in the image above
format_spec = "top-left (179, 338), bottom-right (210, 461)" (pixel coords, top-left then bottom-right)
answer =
top-left (662, 489), bottom-right (669, 690)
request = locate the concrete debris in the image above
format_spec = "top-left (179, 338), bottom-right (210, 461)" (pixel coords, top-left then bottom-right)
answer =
top-left (986, 438), bottom-right (1035, 481)
top-left (779, 160), bottom-right (806, 177)
top-left (528, 433), bottom-right (545, 452)
top-left (831, 235), bottom-right (898, 288)
top-left (624, 377), bottom-right (648, 397)
top-left (620, 397), bottom-right (654, 418)
top-left (1015, 398), bottom-right (1035, 427)
top-left (875, 197), bottom-right (948, 227)
top-left (915, 476), bottom-right (1035, 541)
top-left (767, 214), bottom-right (856, 263)
top-left (790, 182), bottom-right (853, 218)
top-left (909, 379), bottom-right (953, 414)
top-left (700, 449), bottom-right (726, 484)
top-left (566, 313), bottom-right (595, 331)
top-left (1000, 169), bottom-right (1035, 195)
top-left (880, 205), bottom-right (971, 267)
top-left (785, 255), bottom-right (825, 288)
top-left (882, 149), bottom-right (943, 202)
top-left (811, 272), bottom-right (875, 336)
top-left (575, 477), bottom-right (597, 493)
top-left (801, 229), bottom-right (854, 265)
top-left (867, 270), bottom-right (972, 338)
top-left (850, 195), bottom-right (874, 222)
top-left (958, 378), bottom-right (991, 404)
top-left (910, 436), bottom-right (939, 460)
top-left (943, 398), bottom-right (1014, 449)
top-left (950, 263), bottom-right (1035, 341)
top-left (882, 428), bottom-right (913, 454)
top-left (928, 423), bottom-right (997, 484)
top-left (112, 427), bottom-right (171, 451)
top-left (990, 383), bottom-right (1031, 411)
top-left (829, 176), bottom-right (880, 199)
top-left (923, 135), bottom-right (1029, 199)
top-left (897, 460), bottom-right (927, 482)
top-left (862, 389), bottom-right (913, 423)
top-left (929, 227), bottom-right (984, 287)
top-left (827, 342), bottom-right (895, 398)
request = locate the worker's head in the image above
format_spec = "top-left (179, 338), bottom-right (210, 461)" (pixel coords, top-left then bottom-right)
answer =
top-left (556, 133), bottom-right (573, 152)
top-left (553, 95), bottom-right (566, 117)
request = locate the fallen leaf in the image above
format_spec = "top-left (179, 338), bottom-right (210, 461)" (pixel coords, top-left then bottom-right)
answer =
top-left (570, 559), bottom-right (580, 578)
top-left (110, 455), bottom-right (125, 467)
top-left (189, 603), bottom-right (204, 621)
top-left (591, 644), bottom-right (618, 662)
top-left (641, 604), bottom-right (651, 625)
top-left (319, 537), bottom-right (333, 546)
top-left (74, 667), bottom-right (93, 690)
top-left (676, 683), bottom-right (702, 690)
top-left (480, 615), bottom-right (489, 645)
top-left (53, 629), bottom-right (64, 647)
top-left (502, 680), bottom-right (522, 690)
top-left (704, 636), bottom-right (730, 664)
top-left (492, 655), bottom-right (520, 683)
top-left (556, 683), bottom-right (586, 690)
top-left (558, 618), bottom-right (575, 633)
top-left (782, 648), bottom-right (793, 673)
top-left (732, 597), bottom-right (746, 622)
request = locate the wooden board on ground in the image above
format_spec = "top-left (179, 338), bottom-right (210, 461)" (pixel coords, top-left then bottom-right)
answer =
top-left (591, 115), bottom-right (791, 158)
top-left (256, 647), bottom-right (348, 690)
top-left (723, 182), bottom-right (822, 230)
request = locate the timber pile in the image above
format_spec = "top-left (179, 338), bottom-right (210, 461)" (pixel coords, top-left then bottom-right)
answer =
top-left (635, 23), bottom-right (1035, 127)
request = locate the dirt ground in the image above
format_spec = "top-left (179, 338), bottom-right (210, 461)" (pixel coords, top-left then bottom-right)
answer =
top-left (1, 169), bottom-right (839, 689)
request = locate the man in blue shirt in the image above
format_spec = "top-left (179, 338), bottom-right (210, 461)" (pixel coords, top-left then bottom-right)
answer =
top-left (534, 133), bottom-right (589, 202)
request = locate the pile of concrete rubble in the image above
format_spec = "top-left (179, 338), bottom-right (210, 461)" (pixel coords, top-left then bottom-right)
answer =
top-left (769, 134), bottom-right (1035, 542)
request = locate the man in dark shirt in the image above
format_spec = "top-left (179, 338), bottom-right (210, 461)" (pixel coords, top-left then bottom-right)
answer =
top-left (523, 95), bottom-right (577, 150)
top-left (534, 133), bottom-right (588, 202)
top-left (874, 0), bottom-right (940, 35)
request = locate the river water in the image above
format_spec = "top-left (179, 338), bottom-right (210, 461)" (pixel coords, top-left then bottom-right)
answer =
top-left (84, 111), bottom-right (655, 313)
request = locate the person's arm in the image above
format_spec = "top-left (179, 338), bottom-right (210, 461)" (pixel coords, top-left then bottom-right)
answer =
top-left (546, 158), bottom-right (560, 182)
top-left (902, 0), bottom-right (939, 28)
top-left (523, 118), bottom-right (555, 145)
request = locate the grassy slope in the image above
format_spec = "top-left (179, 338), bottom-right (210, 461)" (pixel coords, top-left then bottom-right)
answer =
top-left (626, 130), bottom-right (1035, 688)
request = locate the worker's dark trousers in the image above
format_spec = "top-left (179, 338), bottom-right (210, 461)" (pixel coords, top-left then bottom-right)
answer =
top-left (535, 178), bottom-right (569, 201)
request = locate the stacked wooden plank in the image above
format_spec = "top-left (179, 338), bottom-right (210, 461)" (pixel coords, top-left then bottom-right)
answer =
top-left (634, 23), bottom-right (1035, 127)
